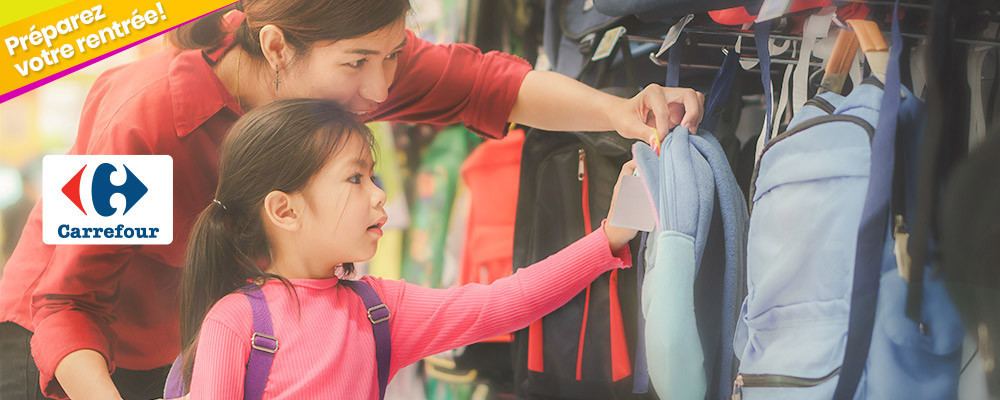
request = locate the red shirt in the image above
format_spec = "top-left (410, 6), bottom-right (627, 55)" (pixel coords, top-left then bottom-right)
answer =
top-left (0, 30), bottom-right (530, 398)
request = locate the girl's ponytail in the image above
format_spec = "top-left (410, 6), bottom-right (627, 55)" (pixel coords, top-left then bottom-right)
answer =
top-left (179, 200), bottom-right (261, 389)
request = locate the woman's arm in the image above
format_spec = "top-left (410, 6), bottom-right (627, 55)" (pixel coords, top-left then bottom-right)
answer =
top-left (30, 243), bottom-right (135, 399)
top-left (53, 350), bottom-right (121, 400)
top-left (31, 116), bottom-right (153, 398)
top-left (509, 70), bottom-right (705, 142)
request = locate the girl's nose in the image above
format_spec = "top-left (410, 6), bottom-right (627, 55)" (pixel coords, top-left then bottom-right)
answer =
top-left (372, 179), bottom-right (386, 209)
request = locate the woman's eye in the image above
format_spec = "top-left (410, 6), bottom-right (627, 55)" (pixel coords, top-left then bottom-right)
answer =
top-left (348, 174), bottom-right (363, 184)
top-left (386, 51), bottom-right (402, 60)
top-left (347, 58), bottom-right (368, 68)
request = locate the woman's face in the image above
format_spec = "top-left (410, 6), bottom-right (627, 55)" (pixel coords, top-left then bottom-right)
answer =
top-left (279, 17), bottom-right (407, 119)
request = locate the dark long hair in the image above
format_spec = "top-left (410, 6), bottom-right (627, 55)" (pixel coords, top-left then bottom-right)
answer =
top-left (167, 0), bottom-right (411, 57)
top-left (179, 99), bottom-right (375, 389)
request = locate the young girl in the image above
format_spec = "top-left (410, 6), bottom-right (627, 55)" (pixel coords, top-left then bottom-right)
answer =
top-left (180, 98), bottom-right (638, 399)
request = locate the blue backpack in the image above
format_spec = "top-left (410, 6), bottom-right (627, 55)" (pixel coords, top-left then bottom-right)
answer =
top-left (632, 127), bottom-right (749, 400)
top-left (735, 3), bottom-right (965, 397)
top-left (732, 73), bottom-right (883, 400)
top-left (624, 48), bottom-right (747, 400)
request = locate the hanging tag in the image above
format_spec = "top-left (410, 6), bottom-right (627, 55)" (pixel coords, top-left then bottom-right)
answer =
top-left (893, 215), bottom-right (912, 282)
top-left (755, 0), bottom-right (794, 22)
top-left (654, 14), bottom-right (695, 58)
top-left (592, 26), bottom-right (627, 62)
top-left (583, 0), bottom-right (594, 12)
top-left (608, 175), bottom-right (656, 232)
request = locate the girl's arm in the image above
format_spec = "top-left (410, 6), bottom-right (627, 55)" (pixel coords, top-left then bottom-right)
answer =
top-left (383, 162), bottom-right (638, 370)
top-left (509, 70), bottom-right (705, 143)
top-left (188, 318), bottom-right (248, 400)
top-left (385, 222), bottom-right (632, 371)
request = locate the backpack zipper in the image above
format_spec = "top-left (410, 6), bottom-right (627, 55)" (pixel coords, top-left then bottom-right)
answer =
top-left (576, 147), bottom-right (592, 381)
top-left (527, 144), bottom-right (588, 374)
top-left (731, 367), bottom-right (841, 399)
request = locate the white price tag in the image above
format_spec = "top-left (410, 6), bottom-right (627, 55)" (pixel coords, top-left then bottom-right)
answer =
top-left (591, 26), bottom-right (627, 62)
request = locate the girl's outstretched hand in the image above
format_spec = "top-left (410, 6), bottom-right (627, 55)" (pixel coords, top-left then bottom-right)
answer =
top-left (604, 160), bottom-right (639, 253)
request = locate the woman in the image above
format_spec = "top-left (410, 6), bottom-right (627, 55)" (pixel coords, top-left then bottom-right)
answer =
top-left (0, 0), bottom-right (704, 398)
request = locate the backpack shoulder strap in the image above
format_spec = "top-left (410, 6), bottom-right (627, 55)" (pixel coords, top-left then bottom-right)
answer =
top-left (243, 285), bottom-right (278, 400)
top-left (340, 279), bottom-right (392, 400)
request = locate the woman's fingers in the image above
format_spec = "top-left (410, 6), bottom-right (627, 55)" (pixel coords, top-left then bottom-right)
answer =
top-left (610, 85), bottom-right (706, 143)
top-left (644, 86), bottom-right (705, 138)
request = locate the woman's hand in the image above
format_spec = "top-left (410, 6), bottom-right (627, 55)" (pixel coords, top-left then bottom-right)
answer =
top-left (604, 160), bottom-right (639, 253)
top-left (608, 84), bottom-right (705, 144)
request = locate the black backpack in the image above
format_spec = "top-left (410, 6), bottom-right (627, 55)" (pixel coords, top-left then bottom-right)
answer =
top-left (510, 88), bottom-right (649, 399)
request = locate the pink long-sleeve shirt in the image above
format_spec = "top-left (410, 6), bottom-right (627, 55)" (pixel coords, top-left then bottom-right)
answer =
top-left (189, 225), bottom-right (631, 399)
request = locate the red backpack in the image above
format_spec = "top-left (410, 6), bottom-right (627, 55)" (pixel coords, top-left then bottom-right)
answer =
top-left (458, 128), bottom-right (525, 342)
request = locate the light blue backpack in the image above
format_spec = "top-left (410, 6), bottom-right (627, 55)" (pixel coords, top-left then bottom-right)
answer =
top-left (632, 127), bottom-right (748, 400)
top-left (732, 74), bottom-right (883, 400)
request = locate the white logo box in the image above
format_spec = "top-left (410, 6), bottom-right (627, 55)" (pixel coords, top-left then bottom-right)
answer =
top-left (42, 155), bottom-right (173, 245)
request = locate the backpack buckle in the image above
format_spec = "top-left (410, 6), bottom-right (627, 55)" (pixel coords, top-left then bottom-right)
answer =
top-left (367, 304), bottom-right (390, 324)
top-left (251, 332), bottom-right (279, 353)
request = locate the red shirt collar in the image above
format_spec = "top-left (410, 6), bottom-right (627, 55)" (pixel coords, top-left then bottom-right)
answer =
top-left (166, 15), bottom-right (244, 137)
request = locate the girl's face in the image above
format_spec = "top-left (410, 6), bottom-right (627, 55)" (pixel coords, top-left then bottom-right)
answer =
top-left (280, 17), bottom-right (407, 119)
top-left (297, 133), bottom-right (387, 266)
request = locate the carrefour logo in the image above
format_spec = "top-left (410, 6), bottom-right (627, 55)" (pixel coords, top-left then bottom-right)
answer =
top-left (43, 155), bottom-right (172, 245)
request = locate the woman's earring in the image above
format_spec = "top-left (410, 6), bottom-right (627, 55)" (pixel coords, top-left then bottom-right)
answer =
top-left (274, 68), bottom-right (281, 92)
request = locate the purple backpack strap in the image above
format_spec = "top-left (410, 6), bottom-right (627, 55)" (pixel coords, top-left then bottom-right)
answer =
top-left (339, 279), bottom-right (392, 400)
top-left (163, 354), bottom-right (184, 399)
top-left (243, 284), bottom-right (278, 400)
top-left (162, 284), bottom-right (276, 400)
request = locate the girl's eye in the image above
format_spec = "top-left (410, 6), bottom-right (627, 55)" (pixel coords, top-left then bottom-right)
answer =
top-left (347, 58), bottom-right (368, 69)
top-left (348, 174), bottom-right (363, 184)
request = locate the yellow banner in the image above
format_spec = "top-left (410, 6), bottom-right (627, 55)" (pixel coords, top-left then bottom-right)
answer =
top-left (2, 0), bottom-right (76, 28)
top-left (0, 0), bottom-right (235, 103)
